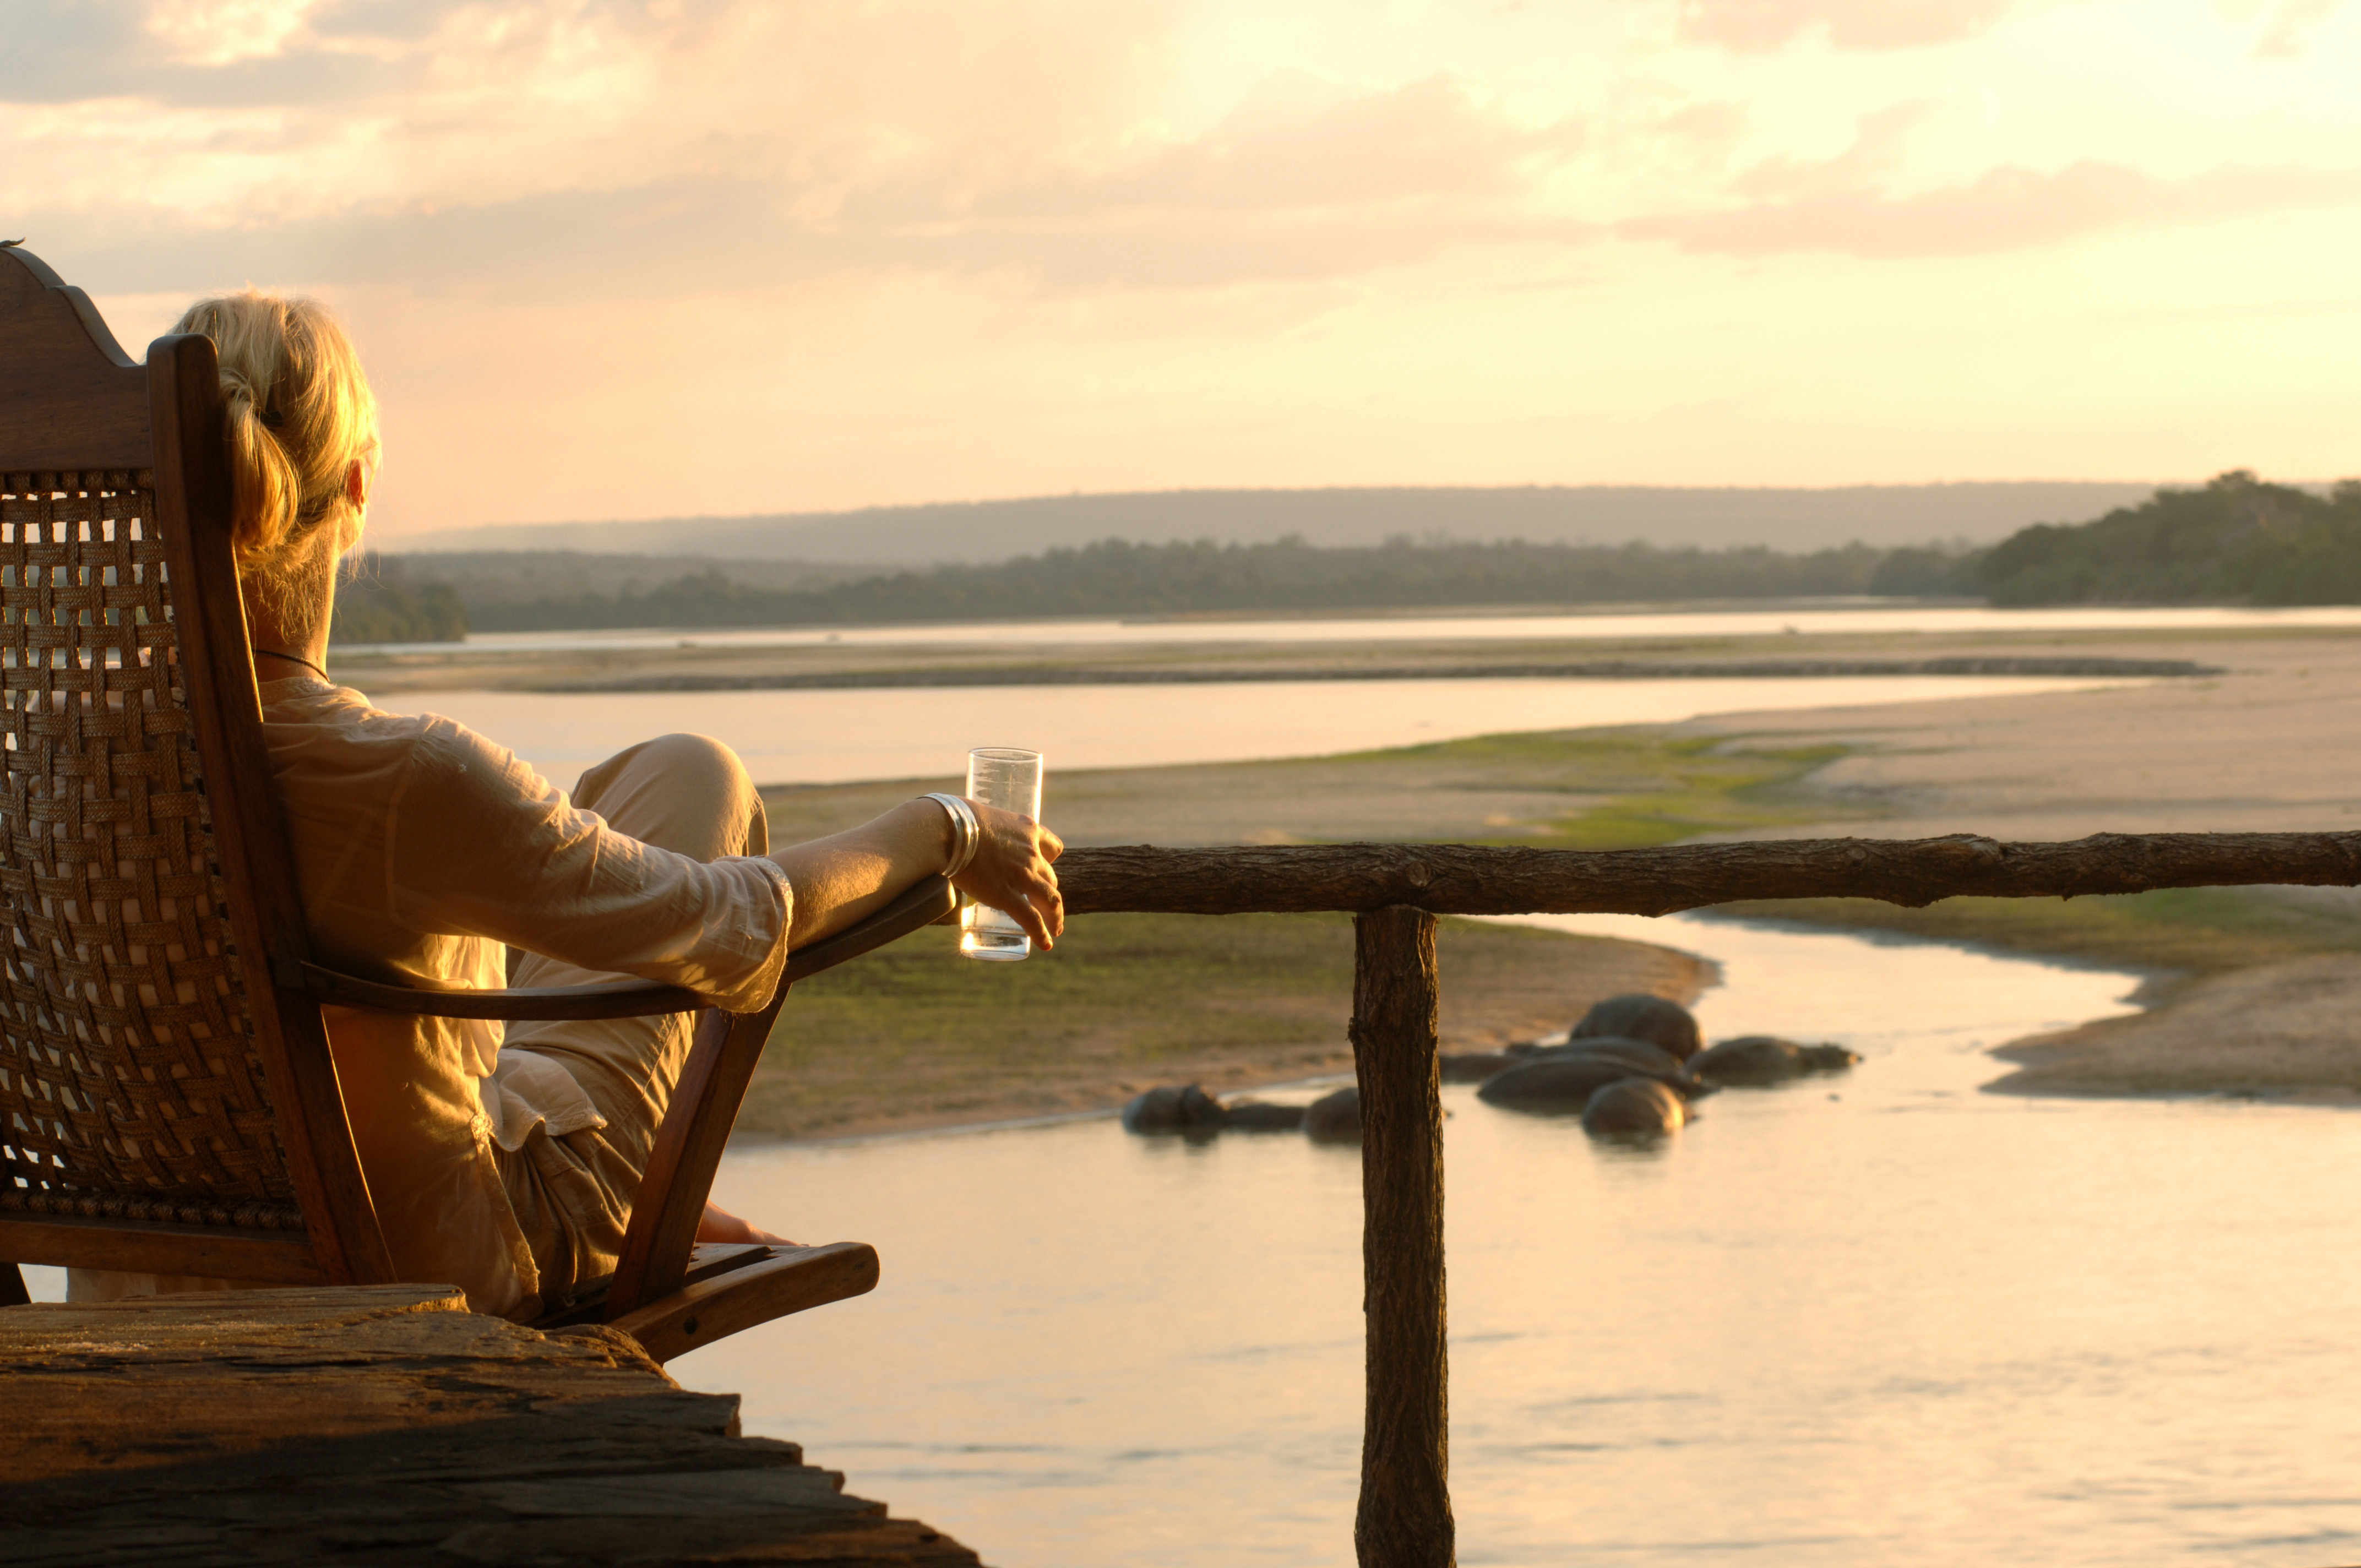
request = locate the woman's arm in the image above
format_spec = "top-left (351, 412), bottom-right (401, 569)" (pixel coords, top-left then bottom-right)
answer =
top-left (770, 797), bottom-right (1065, 951)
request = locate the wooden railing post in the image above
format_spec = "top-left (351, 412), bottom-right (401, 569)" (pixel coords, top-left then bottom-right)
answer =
top-left (1351, 906), bottom-right (1455, 1568)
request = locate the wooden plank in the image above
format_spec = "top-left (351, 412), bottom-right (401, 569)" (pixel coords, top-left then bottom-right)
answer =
top-left (1351, 907), bottom-right (1455, 1568)
top-left (1058, 832), bottom-right (2361, 917)
top-left (146, 334), bottom-right (395, 1287)
top-left (0, 246), bottom-right (150, 471)
top-left (0, 1285), bottom-right (981, 1565)
top-left (0, 1213), bottom-right (324, 1282)
top-left (610, 1242), bottom-right (880, 1364)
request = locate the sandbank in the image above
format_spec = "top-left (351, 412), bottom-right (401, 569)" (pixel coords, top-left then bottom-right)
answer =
top-left (737, 621), bottom-right (2361, 1115)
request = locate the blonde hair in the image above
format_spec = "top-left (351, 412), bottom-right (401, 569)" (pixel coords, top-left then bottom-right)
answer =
top-left (170, 291), bottom-right (379, 644)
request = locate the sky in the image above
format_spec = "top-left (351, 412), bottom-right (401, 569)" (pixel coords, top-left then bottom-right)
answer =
top-left (6, 0), bottom-right (2358, 541)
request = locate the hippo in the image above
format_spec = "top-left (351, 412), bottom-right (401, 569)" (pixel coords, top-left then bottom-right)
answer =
top-left (1688, 1036), bottom-right (1863, 1087)
top-left (1303, 1086), bottom-right (1362, 1144)
top-left (1526, 1036), bottom-right (1688, 1078)
top-left (1121, 1084), bottom-right (1228, 1134)
top-left (1224, 1101), bottom-right (1308, 1132)
top-left (1571, 994), bottom-right (1701, 1061)
top-left (1440, 1052), bottom-right (1520, 1084)
top-left (1581, 1077), bottom-right (1689, 1139)
top-left (1475, 1052), bottom-right (1706, 1114)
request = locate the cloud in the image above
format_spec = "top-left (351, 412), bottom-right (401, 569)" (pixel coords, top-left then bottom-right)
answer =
top-left (15, 63), bottom-right (1596, 298)
top-left (2257, 0), bottom-right (2343, 56)
top-left (1727, 100), bottom-right (1936, 199)
top-left (815, 73), bottom-right (1594, 288)
top-left (1672, 0), bottom-right (2018, 52)
top-left (1622, 159), bottom-right (2361, 257)
top-left (0, 0), bottom-right (434, 105)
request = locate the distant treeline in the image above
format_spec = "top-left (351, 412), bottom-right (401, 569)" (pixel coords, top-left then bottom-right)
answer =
top-left (443, 537), bottom-right (1982, 635)
top-left (331, 472), bottom-right (2361, 643)
top-left (1981, 471), bottom-right (2361, 606)
top-left (329, 564), bottom-right (467, 644)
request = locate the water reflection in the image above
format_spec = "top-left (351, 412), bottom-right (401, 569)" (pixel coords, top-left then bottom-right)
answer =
top-left (687, 917), bottom-right (2361, 1567)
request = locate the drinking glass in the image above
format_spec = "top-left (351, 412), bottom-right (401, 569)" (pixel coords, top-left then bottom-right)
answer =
top-left (959, 746), bottom-right (1043, 962)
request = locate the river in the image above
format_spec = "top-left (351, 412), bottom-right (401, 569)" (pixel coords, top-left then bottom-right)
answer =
top-left (389, 674), bottom-right (2115, 788)
top-left (358, 601), bottom-right (2205, 786)
top-left (361, 601), bottom-right (2361, 657)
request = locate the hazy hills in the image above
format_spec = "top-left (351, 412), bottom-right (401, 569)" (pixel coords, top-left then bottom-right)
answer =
top-left (383, 482), bottom-right (2173, 567)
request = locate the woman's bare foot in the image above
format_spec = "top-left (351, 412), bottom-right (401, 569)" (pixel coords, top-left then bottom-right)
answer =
top-left (695, 1200), bottom-right (797, 1246)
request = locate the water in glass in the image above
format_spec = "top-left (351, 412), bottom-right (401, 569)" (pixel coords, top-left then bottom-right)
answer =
top-left (960, 746), bottom-right (1042, 961)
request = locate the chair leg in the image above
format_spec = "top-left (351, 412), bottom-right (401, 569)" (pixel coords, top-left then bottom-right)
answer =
top-left (2, 1263), bottom-right (30, 1307)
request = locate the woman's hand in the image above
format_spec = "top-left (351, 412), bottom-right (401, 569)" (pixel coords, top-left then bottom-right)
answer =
top-left (697, 1200), bottom-right (796, 1247)
top-left (954, 802), bottom-right (1064, 949)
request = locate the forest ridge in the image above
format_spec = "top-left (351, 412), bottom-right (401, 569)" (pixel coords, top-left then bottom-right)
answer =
top-left (335, 474), bottom-right (2360, 644)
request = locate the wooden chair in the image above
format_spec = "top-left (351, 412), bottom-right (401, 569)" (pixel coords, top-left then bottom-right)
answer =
top-left (0, 243), bottom-right (951, 1359)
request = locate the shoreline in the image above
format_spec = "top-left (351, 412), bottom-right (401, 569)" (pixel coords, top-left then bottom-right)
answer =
top-left (736, 1067), bottom-right (1366, 1148)
top-left (531, 655), bottom-right (2208, 693)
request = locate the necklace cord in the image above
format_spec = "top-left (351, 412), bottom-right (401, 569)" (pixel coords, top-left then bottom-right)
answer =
top-left (254, 648), bottom-right (331, 682)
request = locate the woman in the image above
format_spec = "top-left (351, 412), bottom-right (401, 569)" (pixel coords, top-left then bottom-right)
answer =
top-left (102, 291), bottom-right (1063, 1319)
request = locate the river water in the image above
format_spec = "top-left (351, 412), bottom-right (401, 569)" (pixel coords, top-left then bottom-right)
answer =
top-left (361, 601), bottom-right (2209, 786)
top-left (365, 601), bottom-right (2361, 657)
top-left (684, 917), bottom-right (2361, 1567)
top-left (395, 674), bottom-right (2115, 788)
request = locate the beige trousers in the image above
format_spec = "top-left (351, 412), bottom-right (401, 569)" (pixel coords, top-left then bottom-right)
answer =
top-left (494, 733), bottom-right (771, 1312)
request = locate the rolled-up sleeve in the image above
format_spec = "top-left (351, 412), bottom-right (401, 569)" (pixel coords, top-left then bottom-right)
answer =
top-left (380, 719), bottom-right (793, 1014)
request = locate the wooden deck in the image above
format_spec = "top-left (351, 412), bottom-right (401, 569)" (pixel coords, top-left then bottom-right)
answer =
top-left (0, 1284), bottom-right (982, 1566)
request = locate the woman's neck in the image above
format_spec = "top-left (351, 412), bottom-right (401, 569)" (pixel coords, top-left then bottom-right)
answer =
top-left (245, 565), bottom-right (337, 679)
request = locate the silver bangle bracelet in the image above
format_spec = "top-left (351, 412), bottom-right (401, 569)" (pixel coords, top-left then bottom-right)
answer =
top-left (922, 793), bottom-right (982, 879)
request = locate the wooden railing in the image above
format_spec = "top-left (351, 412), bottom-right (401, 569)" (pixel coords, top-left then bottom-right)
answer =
top-left (1053, 831), bottom-right (2361, 1568)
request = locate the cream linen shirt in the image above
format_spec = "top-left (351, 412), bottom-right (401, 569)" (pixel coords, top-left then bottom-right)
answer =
top-left (261, 675), bottom-right (793, 1317)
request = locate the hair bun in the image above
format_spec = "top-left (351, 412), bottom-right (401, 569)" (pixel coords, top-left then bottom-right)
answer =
top-left (169, 291), bottom-right (379, 637)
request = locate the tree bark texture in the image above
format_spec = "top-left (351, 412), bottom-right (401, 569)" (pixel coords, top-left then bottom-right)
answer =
top-left (1352, 907), bottom-right (1454, 1568)
top-left (1057, 832), bottom-right (2361, 917)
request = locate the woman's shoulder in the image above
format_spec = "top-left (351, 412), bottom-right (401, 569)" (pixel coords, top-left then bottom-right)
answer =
top-left (263, 681), bottom-right (550, 799)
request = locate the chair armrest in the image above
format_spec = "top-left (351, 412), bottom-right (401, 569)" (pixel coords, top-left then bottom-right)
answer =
top-left (282, 875), bottom-right (958, 1022)
top-left (782, 874), bottom-right (958, 984)
top-left (606, 1240), bottom-right (880, 1363)
top-left (284, 961), bottom-right (706, 1020)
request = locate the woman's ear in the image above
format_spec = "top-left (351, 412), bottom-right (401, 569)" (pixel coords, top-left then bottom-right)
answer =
top-left (344, 456), bottom-right (372, 511)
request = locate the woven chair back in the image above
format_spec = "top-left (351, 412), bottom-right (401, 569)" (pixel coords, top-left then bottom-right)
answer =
top-left (0, 471), bottom-right (301, 1231)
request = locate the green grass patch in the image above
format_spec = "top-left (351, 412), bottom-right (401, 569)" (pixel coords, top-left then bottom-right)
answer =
top-left (1325, 729), bottom-right (1851, 848)
top-left (770, 912), bottom-right (1361, 1068)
